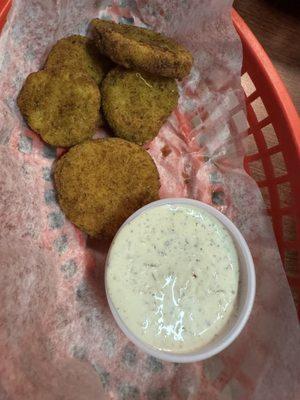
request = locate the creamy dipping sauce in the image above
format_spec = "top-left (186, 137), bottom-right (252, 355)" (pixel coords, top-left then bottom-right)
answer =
top-left (106, 204), bottom-right (239, 353)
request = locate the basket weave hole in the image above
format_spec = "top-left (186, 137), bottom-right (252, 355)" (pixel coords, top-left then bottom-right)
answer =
top-left (241, 72), bottom-right (256, 97)
top-left (291, 290), bottom-right (299, 314)
top-left (261, 124), bottom-right (279, 148)
top-left (243, 133), bottom-right (258, 155)
top-left (277, 182), bottom-right (293, 208)
top-left (284, 250), bottom-right (299, 276)
top-left (251, 97), bottom-right (268, 122)
top-left (248, 159), bottom-right (266, 182)
top-left (282, 215), bottom-right (296, 242)
top-left (270, 152), bottom-right (287, 177)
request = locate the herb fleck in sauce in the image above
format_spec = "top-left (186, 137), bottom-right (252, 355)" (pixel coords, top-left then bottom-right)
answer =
top-left (107, 204), bottom-right (239, 353)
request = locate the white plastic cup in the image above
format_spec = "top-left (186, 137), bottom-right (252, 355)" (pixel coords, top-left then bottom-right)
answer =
top-left (105, 198), bottom-right (256, 363)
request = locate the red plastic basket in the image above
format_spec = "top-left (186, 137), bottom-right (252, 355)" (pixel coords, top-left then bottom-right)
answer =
top-left (1, 2), bottom-right (299, 312)
top-left (232, 10), bottom-right (300, 313)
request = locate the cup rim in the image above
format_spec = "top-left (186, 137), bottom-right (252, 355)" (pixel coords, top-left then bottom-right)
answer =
top-left (105, 198), bottom-right (256, 363)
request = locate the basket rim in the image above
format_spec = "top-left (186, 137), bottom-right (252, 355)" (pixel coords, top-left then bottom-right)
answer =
top-left (0, 0), bottom-right (10, 30)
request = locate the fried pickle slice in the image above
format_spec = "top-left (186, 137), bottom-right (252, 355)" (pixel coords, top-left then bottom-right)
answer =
top-left (102, 67), bottom-right (178, 145)
top-left (45, 35), bottom-right (111, 84)
top-left (54, 138), bottom-right (160, 237)
top-left (17, 69), bottom-right (100, 147)
top-left (91, 19), bottom-right (193, 79)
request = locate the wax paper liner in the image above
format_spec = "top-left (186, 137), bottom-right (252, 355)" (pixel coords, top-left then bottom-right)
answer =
top-left (0, 1), bottom-right (299, 399)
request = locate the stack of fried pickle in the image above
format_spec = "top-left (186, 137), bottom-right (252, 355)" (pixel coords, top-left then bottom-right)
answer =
top-left (18, 21), bottom-right (193, 237)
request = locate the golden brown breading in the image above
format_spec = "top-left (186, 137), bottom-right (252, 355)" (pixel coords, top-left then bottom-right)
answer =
top-left (44, 35), bottom-right (112, 84)
top-left (102, 67), bottom-right (179, 144)
top-left (17, 69), bottom-right (100, 147)
top-left (91, 19), bottom-right (193, 79)
top-left (54, 138), bottom-right (160, 237)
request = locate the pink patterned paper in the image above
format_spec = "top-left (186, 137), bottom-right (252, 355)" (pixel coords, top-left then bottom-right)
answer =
top-left (0, 1), bottom-right (299, 400)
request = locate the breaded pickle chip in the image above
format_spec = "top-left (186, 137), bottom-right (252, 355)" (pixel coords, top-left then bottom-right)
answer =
top-left (102, 67), bottom-right (179, 144)
top-left (91, 19), bottom-right (193, 79)
top-left (54, 138), bottom-right (160, 237)
top-left (17, 69), bottom-right (100, 147)
top-left (45, 35), bottom-right (111, 84)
